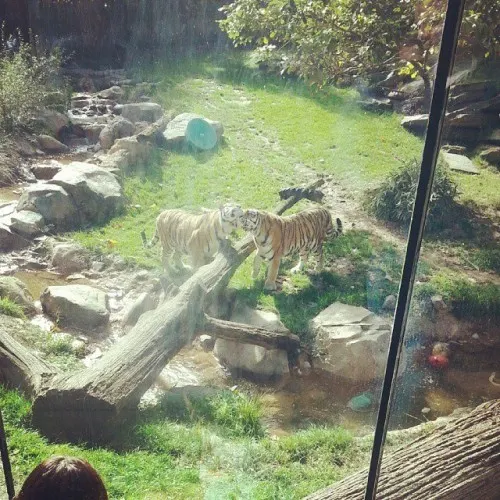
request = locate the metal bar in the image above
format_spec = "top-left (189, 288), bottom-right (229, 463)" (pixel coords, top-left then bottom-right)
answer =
top-left (0, 407), bottom-right (15, 499)
top-left (363, 0), bottom-right (466, 498)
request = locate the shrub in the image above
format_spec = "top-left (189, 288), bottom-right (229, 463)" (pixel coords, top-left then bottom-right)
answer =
top-left (0, 30), bottom-right (62, 132)
top-left (0, 297), bottom-right (26, 319)
top-left (367, 159), bottom-right (459, 232)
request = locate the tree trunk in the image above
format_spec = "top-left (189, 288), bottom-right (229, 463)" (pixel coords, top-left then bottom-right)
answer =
top-left (0, 326), bottom-right (57, 396)
top-left (29, 179), bottom-right (324, 443)
top-left (305, 399), bottom-right (500, 500)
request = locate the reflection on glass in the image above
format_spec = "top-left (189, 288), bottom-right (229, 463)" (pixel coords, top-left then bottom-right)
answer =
top-left (3, 0), bottom-right (493, 499)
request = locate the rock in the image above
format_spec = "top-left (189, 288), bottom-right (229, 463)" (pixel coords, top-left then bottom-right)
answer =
top-left (118, 103), bottom-right (163, 123)
top-left (40, 284), bottom-right (110, 330)
top-left (99, 117), bottom-right (135, 151)
top-left (96, 86), bottom-right (124, 102)
top-left (309, 302), bottom-right (391, 383)
top-left (442, 145), bottom-right (468, 155)
top-left (442, 152), bottom-right (480, 174)
top-left (431, 295), bottom-right (447, 311)
top-left (37, 108), bottom-right (70, 137)
top-left (17, 184), bottom-right (77, 232)
top-left (199, 334), bottom-right (215, 351)
top-left (97, 149), bottom-right (130, 172)
top-left (382, 294), bottom-right (397, 311)
top-left (0, 223), bottom-right (30, 251)
top-left (51, 243), bottom-right (91, 274)
top-left (164, 113), bottom-right (223, 147)
top-left (51, 162), bottom-right (124, 226)
top-left (358, 98), bottom-right (392, 112)
top-left (400, 78), bottom-right (426, 97)
top-left (448, 113), bottom-right (491, 129)
top-left (67, 110), bottom-right (112, 126)
top-left (121, 291), bottom-right (158, 327)
top-left (401, 114), bottom-right (428, 134)
top-left (76, 123), bottom-right (106, 144)
top-left (483, 129), bottom-right (500, 145)
top-left (230, 304), bottom-right (288, 332)
top-left (36, 134), bottom-right (70, 154)
top-left (109, 137), bottom-right (152, 167)
top-left (10, 210), bottom-right (45, 237)
top-left (479, 147), bottom-right (500, 166)
top-left (0, 276), bottom-right (37, 315)
top-left (31, 160), bottom-right (64, 180)
top-left (214, 338), bottom-right (289, 379)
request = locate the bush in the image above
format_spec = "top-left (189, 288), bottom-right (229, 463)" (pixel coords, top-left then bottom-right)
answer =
top-left (367, 159), bottom-right (459, 232)
top-left (0, 297), bottom-right (26, 319)
top-left (0, 30), bottom-right (62, 132)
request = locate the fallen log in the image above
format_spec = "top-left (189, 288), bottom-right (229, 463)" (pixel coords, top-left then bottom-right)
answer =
top-left (203, 314), bottom-right (301, 353)
top-left (28, 177), bottom-right (325, 443)
top-left (305, 399), bottom-right (500, 500)
top-left (0, 318), bottom-right (58, 396)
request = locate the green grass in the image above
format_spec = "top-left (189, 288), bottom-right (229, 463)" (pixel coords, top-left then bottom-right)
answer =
top-left (72, 53), bottom-right (425, 265)
top-left (1, 387), bottom-right (367, 500)
top-left (414, 271), bottom-right (500, 318)
top-left (230, 229), bottom-right (404, 345)
top-left (0, 297), bottom-right (26, 319)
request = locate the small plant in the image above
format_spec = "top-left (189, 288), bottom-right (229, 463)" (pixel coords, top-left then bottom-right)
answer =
top-left (367, 158), bottom-right (459, 232)
top-left (210, 391), bottom-right (265, 438)
top-left (0, 297), bottom-right (26, 319)
top-left (0, 27), bottom-right (63, 132)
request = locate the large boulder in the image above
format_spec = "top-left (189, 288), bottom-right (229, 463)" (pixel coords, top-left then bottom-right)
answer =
top-left (479, 147), bottom-right (500, 166)
top-left (214, 339), bottom-right (289, 379)
top-left (10, 210), bottom-right (45, 238)
top-left (164, 113), bottom-right (223, 147)
top-left (0, 276), bottom-right (37, 315)
top-left (99, 117), bottom-right (135, 151)
top-left (96, 86), bottom-right (124, 102)
top-left (40, 284), bottom-right (110, 330)
top-left (117, 103), bottom-right (163, 123)
top-left (37, 108), bottom-right (70, 137)
top-left (17, 184), bottom-right (77, 232)
top-left (109, 137), bottom-right (152, 167)
top-left (36, 134), bottom-right (70, 154)
top-left (214, 305), bottom-right (289, 379)
top-left (309, 302), bottom-right (391, 383)
top-left (51, 243), bottom-right (91, 274)
top-left (51, 162), bottom-right (124, 226)
top-left (401, 114), bottom-right (428, 135)
top-left (0, 223), bottom-right (30, 251)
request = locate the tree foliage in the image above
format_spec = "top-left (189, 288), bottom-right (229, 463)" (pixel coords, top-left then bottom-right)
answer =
top-left (219, 0), bottom-right (499, 86)
top-left (0, 29), bottom-right (62, 132)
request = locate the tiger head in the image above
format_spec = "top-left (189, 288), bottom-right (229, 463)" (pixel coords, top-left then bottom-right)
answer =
top-left (239, 209), bottom-right (261, 234)
top-left (219, 203), bottom-right (244, 229)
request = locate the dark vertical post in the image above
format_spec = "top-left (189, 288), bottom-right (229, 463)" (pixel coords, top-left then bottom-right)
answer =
top-left (363, 0), bottom-right (466, 498)
top-left (0, 408), bottom-right (15, 499)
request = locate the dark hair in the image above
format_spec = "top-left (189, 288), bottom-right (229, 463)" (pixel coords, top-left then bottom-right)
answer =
top-left (15, 456), bottom-right (108, 500)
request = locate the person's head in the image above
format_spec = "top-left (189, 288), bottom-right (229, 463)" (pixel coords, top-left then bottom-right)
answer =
top-left (14, 456), bottom-right (108, 500)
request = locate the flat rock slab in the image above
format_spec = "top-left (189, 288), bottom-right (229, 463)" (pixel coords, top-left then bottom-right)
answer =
top-left (401, 114), bottom-right (428, 134)
top-left (40, 284), bottom-right (110, 330)
top-left (117, 103), bottom-right (163, 123)
top-left (442, 152), bottom-right (480, 174)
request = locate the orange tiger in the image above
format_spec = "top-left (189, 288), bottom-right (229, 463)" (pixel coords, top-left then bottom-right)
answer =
top-left (141, 204), bottom-right (243, 271)
top-left (240, 207), bottom-right (342, 290)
